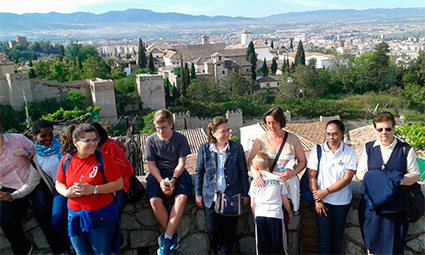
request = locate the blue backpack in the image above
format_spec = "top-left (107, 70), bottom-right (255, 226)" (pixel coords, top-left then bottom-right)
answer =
top-left (300, 144), bottom-right (322, 204)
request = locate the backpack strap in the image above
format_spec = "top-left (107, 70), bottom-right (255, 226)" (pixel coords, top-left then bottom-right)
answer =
top-left (316, 144), bottom-right (322, 173)
top-left (94, 149), bottom-right (107, 184)
top-left (62, 153), bottom-right (73, 175)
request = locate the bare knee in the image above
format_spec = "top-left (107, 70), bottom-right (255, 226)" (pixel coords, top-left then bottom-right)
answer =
top-left (150, 198), bottom-right (165, 211)
top-left (174, 195), bottom-right (187, 205)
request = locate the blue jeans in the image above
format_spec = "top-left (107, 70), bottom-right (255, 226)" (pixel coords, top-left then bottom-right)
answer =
top-left (315, 202), bottom-right (351, 255)
top-left (70, 216), bottom-right (118, 255)
top-left (52, 190), bottom-right (69, 241)
top-left (114, 189), bottom-right (127, 220)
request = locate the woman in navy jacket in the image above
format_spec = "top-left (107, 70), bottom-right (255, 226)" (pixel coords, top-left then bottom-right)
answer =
top-left (195, 116), bottom-right (250, 255)
top-left (357, 112), bottom-right (420, 254)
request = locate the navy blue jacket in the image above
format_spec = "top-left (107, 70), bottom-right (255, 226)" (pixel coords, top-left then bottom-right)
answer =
top-left (195, 140), bottom-right (250, 208)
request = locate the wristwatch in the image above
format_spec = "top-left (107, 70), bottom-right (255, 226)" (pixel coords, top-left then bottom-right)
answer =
top-left (93, 186), bottom-right (98, 194)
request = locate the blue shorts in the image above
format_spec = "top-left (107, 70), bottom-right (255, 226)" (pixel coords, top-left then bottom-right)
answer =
top-left (146, 169), bottom-right (193, 200)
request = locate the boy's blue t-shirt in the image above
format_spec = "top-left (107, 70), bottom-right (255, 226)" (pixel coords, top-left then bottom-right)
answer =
top-left (144, 131), bottom-right (191, 172)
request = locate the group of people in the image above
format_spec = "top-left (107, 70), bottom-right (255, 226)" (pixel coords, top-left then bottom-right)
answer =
top-left (0, 106), bottom-right (421, 255)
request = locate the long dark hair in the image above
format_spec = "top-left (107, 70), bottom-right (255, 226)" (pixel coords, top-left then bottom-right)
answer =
top-left (92, 122), bottom-right (108, 146)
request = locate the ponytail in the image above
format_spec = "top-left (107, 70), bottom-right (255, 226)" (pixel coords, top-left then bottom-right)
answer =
top-left (61, 125), bottom-right (77, 153)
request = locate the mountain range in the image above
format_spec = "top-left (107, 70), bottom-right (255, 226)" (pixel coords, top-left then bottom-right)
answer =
top-left (1, 8), bottom-right (424, 41)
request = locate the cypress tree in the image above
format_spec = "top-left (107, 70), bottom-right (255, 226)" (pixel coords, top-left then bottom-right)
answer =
top-left (290, 38), bottom-right (294, 52)
top-left (138, 38), bottom-right (147, 68)
top-left (190, 63), bottom-right (196, 79)
top-left (286, 56), bottom-right (290, 73)
top-left (270, 41), bottom-right (274, 49)
top-left (148, 52), bottom-right (155, 72)
top-left (294, 40), bottom-right (305, 66)
top-left (180, 54), bottom-right (186, 97)
top-left (261, 58), bottom-right (268, 76)
top-left (184, 63), bottom-right (190, 87)
top-left (246, 41), bottom-right (257, 81)
top-left (271, 57), bottom-right (277, 75)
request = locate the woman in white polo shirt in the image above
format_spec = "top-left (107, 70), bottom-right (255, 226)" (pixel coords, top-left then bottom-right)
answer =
top-left (307, 120), bottom-right (357, 255)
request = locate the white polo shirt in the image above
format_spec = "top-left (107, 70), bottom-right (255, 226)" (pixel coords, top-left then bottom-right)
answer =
top-left (307, 141), bottom-right (357, 205)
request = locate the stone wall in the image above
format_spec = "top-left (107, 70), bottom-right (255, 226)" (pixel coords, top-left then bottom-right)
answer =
top-left (1, 179), bottom-right (423, 255)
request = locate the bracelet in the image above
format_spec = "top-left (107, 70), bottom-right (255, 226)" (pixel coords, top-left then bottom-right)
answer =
top-left (326, 188), bottom-right (331, 193)
top-left (172, 176), bottom-right (178, 181)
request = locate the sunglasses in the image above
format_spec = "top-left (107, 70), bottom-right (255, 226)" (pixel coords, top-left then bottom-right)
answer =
top-left (376, 127), bottom-right (393, 133)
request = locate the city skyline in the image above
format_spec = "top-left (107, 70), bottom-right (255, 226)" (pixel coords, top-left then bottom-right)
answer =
top-left (2, 0), bottom-right (424, 18)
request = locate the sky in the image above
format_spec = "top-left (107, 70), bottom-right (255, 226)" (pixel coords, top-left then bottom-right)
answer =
top-left (1, 0), bottom-right (424, 18)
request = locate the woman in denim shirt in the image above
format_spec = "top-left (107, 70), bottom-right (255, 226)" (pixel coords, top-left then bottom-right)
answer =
top-left (195, 116), bottom-right (250, 255)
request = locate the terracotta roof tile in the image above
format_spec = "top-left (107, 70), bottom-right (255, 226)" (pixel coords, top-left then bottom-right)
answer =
top-left (349, 125), bottom-right (375, 161)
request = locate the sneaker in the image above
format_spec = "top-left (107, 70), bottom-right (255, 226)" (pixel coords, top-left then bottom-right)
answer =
top-left (157, 235), bottom-right (172, 255)
top-left (69, 245), bottom-right (76, 255)
top-left (27, 244), bottom-right (33, 255)
top-left (170, 233), bottom-right (179, 250)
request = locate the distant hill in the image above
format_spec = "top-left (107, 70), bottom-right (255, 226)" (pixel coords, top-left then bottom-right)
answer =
top-left (1, 7), bottom-right (424, 41)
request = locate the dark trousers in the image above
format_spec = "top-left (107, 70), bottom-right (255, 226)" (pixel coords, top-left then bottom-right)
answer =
top-left (115, 189), bottom-right (127, 220)
top-left (205, 205), bottom-right (239, 255)
top-left (255, 217), bottom-right (287, 255)
top-left (315, 203), bottom-right (351, 255)
top-left (51, 190), bottom-right (69, 241)
top-left (1, 181), bottom-right (68, 254)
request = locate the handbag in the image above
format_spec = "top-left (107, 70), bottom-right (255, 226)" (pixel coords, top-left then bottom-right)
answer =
top-left (214, 192), bottom-right (242, 216)
top-left (300, 144), bottom-right (322, 204)
top-left (401, 182), bottom-right (425, 222)
top-left (126, 173), bottom-right (146, 204)
top-left (211, 151), bottom-right (242, 216)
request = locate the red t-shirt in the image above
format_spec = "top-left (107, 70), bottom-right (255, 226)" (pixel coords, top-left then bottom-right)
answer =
top-left (56, 152), bottom-right (121, 211)
top-left (100, 139), bottom-right (134, 191)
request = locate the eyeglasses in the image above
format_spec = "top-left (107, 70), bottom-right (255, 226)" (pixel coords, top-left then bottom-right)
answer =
top-left (215, 128), bottom-right (232, 134)
top-left (326, 132), bottom-right (340, 138)
top-left (376, 127), bottom-right (393, 133)
top-left (155, 125), bottom-right (169, 131)
top-left (77, 138), bottom-right (100, 144)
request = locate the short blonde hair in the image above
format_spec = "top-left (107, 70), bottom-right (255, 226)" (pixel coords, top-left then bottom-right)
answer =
top-left (153, 109), bottom-right (173, 125)
top-left (252, 151), bottom-right (270, 171)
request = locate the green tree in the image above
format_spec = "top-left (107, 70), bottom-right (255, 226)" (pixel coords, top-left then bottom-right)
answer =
top-left (137, 39), bottom-right (147, 68)
top-left (65, 41), bottom-right (81, 62)
top-left (148, 52), bottom-right (155, 72)
top-left (28, 60), bottom-right (36, 78)
top-left (34, 61), bottom-right (51, 79)
top-left (63, 91), bottom-right (86, 110)
top-left (222, 72), bottom-right (253, 98)
top-left (79, 45), bottom-right (98, 62)
top-left (246, 41), bottom-right (257, 81)
top-left (190, 63), bottom-right (196, 79)
top-left (294, 40), bottom-right (305, 66)
top-left (270, 41), bottom-right (274, 49)
top-left (261, 58), bottom-right (268, 76)
top-left (48, 60), bottom-right (67, 82)
top-left (271, 57), bottom-right (277, 75)
top-left (82, 55), bottom-right (110, 79)
top-left (142, 111), bottom-right (156, 134)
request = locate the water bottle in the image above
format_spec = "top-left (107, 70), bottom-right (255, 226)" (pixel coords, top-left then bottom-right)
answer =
top-left (164, 177), bottom-right (170, 187)
top-left (277, 161), bottom-right (285, 172)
